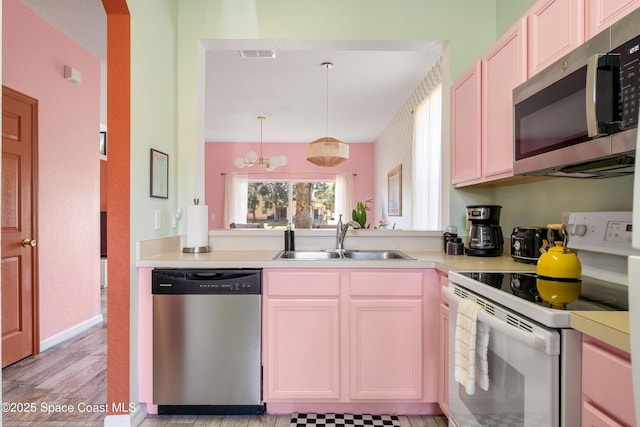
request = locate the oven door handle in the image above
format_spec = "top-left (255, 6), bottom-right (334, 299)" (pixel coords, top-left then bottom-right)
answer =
top-left (476, 310), bottom-right (556, 355)
top-left (445, 286), bottom-right (559, 356)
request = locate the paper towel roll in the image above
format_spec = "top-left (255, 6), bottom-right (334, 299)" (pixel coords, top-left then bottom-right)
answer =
top-left (185, 205), bottom-right (209, 248)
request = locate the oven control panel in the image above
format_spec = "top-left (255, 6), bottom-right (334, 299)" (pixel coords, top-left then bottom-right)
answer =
top-left (566, 211), bottom-right (637, 255)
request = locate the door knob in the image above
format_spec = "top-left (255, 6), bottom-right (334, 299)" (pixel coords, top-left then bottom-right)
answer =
top-left (22, 239), bottom-right (37, 248)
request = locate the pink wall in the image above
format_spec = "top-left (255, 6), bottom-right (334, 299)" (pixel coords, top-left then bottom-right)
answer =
top-left (205, 142), bottom-right (375, 228)
top-left (3, 0), bottom-right (102, 340)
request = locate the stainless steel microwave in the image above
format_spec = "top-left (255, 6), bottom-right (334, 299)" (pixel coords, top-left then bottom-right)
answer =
top-left (513, 9), bottom-right (640, 178)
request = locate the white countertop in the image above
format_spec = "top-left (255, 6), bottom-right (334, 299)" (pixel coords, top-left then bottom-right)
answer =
top-left (136, 248), bottom-right (538, 272)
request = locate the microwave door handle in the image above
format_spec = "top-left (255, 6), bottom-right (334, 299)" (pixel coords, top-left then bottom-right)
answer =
top-left (586, 54), bottom-right (604, 138)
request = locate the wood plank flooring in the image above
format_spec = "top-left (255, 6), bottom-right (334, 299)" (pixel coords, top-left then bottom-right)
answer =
top-left (2, 289), bottom-right (107, 426)
top-left (1, 288), bottom-right (448, 427)
top-left (139, 414), bottom-right (448, 427)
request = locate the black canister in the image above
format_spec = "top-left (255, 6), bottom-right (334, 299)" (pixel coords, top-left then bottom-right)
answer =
top-left (443, 226), bottom-right (458, 252)
top-left (447, 238), bottom-right (465, 255)
top-left (284, 223), bottom-right (295, 251)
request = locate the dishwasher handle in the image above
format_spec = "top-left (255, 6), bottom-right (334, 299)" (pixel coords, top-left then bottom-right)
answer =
top-left (186, 271), bottom-right (256, 281)
top-left (152, 268), bottom-right (262, 295)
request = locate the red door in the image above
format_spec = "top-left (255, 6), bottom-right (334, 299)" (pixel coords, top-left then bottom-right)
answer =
top-left (2, 86), bottom-right (38, 368)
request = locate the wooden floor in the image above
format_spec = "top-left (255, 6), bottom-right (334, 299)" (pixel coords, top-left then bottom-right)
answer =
top-left (2, 288), bottom-right (108, 426)
top-left (1, 289), bottom-right (448, 427)
top-left (140, 415), bottom-right (448, 427)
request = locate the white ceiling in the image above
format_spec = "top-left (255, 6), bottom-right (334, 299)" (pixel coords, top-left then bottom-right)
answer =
top-left (20, 1), bottom-right (444, 144)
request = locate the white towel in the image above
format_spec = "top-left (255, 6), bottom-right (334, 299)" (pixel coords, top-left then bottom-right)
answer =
top-left (476, 321), bottom-right (490, 391)
top-left (454, 299), bottom-right (490, 394)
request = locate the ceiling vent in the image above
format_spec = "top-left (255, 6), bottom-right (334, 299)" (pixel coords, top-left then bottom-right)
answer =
top-left (240, 49), bottom-right (276, 59)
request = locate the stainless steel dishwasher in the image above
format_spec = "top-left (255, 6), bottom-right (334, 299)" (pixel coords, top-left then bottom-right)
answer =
top-left (152, 268), bottom-right (263, 415)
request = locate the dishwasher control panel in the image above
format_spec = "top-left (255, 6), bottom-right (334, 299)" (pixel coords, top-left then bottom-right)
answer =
top-left (152, 268), bottom-right (262, 294)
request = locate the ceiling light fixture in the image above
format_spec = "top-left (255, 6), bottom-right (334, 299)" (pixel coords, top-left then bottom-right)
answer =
top-left (235, 116), bottom-right (287, 171)
top-left (306, 62), bottom-right (349, 167)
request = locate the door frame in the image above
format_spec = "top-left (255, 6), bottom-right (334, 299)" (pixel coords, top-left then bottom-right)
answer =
top-left (2, 85), bottom-right (40, 357)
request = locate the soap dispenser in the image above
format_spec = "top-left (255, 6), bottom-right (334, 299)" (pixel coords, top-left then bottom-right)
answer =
top-left (284, 223), bottom-right (295, 251)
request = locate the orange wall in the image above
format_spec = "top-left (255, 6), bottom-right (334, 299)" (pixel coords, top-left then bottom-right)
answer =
top-left (102, 0), bottom-right (131, 413)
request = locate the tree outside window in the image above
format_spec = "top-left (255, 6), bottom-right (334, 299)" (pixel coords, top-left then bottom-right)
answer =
top-left (246, 181), bottom-right (336, 228)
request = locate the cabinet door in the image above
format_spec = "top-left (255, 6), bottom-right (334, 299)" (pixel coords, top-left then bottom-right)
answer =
top-left (587, 0), bottom-right (640, 37)
top-left (451, 61), bottom-right (482, 185)
top-left (481, 17), bottom-right (528, 178)
top-left (350, 299), bottom-right (422, 400)
top-left (438, 302), bottom-right (450, 417)
top-left (529, 0), bottom-right (585, 76)
top-left (265, 299), bottom-right (340, 400)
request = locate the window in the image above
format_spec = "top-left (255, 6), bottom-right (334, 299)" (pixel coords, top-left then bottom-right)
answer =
top-left (245, 180), bottom-right (336, 228)
top-left (412, 84), bottom-right (442, 230)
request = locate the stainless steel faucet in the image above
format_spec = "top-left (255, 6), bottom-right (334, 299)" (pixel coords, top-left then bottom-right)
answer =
top-left (336, 214), bottom-right (361, 251)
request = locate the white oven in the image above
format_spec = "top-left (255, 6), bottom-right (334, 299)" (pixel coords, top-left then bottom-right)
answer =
top-left (444, 211), bottom-right (635, 427)
top-left (445, 284), bottom-right (569, 427)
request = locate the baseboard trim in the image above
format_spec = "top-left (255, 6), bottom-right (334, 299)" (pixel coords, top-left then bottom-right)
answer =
top-left (103, 405), bottom-right (147, 427)
top-left (40, 313), bottom-right (104, 352)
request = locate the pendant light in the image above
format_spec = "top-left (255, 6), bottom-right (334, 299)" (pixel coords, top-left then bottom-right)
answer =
top-left (234, 116), bottom-right (287, 171)
top-left (306, 62), bottom-right (349, 167)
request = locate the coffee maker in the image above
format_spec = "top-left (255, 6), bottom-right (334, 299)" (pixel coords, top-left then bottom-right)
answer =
top-left (466, 205), bottom-right (504, 257)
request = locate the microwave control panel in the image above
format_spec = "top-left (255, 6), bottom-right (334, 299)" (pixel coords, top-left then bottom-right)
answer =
top-left (615, 34), bottom-right (640, 129)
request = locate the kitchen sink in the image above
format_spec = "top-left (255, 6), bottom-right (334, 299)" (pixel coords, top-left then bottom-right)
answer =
top-left (342, 250), bottom-right (415, 259)
top-left (273, 250), bottom-right (415, 260)
top-left (273, 251), bottom-right (342, 259)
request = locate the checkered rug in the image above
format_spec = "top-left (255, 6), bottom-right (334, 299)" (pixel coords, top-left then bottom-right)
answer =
top-left (290, 414), bottom-right (400, 427)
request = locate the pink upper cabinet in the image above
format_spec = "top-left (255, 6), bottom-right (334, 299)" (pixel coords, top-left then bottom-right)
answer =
top-left (586, 0), bottom-right (640, 38)
top-left (528, 0), bottom-right (586, 76)
top-left (481, 17), bottom-right (528, 179)
top-left (451, 62), bottom-right (482, 185)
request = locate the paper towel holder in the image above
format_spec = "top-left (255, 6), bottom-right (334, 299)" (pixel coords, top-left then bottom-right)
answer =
top-left (183, 199), bottom-right (211, 254)
top-left (183, 245), bottom-right (210, 254)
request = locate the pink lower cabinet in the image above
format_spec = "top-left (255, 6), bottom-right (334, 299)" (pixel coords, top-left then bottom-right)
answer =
top-left (581, 336), bottom-right (636, 426)
top-left (264, 270), bottom-right (341, 400)
top-left (437, 271), bottom-right (450, 417)
top-left (262, 268), bottom-right (441, 414)
top-left (349, 272), bottom-right (424, 400)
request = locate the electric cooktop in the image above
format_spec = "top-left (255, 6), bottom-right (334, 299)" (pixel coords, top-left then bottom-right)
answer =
top-left (458, 271), bottom-right (628, 312)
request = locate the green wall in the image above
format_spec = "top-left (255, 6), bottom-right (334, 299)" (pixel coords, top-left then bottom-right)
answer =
top-left (128, 0), bottom-right (178, 401)
top-left (172, 0), bottom-right (500, 232)
top-left (128, 0), bottom-right (634, 241)
top-left (495, 0), bottom-right (536, 36)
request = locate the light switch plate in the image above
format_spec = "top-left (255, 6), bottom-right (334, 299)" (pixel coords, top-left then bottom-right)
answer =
top-left (154, 209), bottom-right (162, 230)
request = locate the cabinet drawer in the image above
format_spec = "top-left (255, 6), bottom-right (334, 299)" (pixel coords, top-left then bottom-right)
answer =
top-left (265, 270), bottom-right (340, 297)
top-left (582, 401), bottom-right (623, 427)
top-left (349, 271), bottom-right (422, 297)
top-left (582, 339), bottom-right (635, 426)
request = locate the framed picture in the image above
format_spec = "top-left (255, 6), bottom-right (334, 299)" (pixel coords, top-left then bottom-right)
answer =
top-left (100, 131), bottom-right (107, 157)
top-left (150, 148), bottom-right (169, 199)
top-left (387, 165), bottom-right (402, 216)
